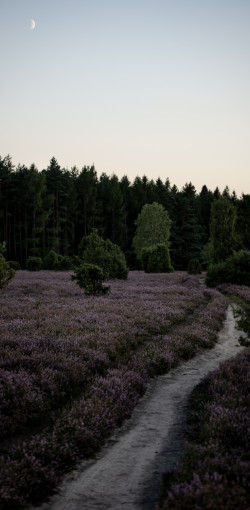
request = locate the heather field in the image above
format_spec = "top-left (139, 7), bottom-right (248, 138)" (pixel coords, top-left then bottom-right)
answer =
top-left (158, 348), bottom-right (250, 510)
top-left (0, 270), bottom-right (228, 509)
top-left (157, 282), bottom-right (250, 510)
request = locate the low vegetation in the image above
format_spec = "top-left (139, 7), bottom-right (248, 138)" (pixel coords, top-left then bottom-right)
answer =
top-left (157, 282), bottom-right (250, 510)
top-left (158, 348), bottom-right (250, 510)
top-left (205, 249), bottom-right (250, 287)
top-left (0, 270), bottom-right (227, 509)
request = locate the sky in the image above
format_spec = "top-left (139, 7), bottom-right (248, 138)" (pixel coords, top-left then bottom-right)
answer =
top-left (0, 0), bottom-right (249, 195)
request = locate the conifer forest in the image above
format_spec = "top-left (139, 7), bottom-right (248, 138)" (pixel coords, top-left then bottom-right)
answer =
top-left (1, 154), bottom-right (250, 270)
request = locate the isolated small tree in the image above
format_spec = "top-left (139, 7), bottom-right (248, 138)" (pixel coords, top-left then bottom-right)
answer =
top-left (72, 263), bottom-right (110, 295)
top-left (78, 229), bottom-right (128, 280)
top-left (188, 259), bottom-right (202, 275)
top-left (0, 253), bottom-right (15, 288)
top-left (26, 257), bottom-right (43, 271)
top-left (133, 202), bottom-right (171, 261)
top-left (43, 250), bottom-right (59, 270)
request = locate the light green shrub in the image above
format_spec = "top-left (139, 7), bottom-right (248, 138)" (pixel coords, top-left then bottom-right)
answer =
top-left (141, 243), bottom-right (174, 273)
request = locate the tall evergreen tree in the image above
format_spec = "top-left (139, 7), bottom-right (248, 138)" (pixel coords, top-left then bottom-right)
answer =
top-left (76, 165), bottom-right (97, 239)
top-left (43, 157), bottom-right (64, 253)
top-left (197, 185), bottom-right (214, 244)
top-left (170, 196), bottom-right (203, 270)
top-left (235, 194), bottom-right (250, 250)
top-left (24, 164), bottom-right (46, 257)
top-left (96, 173), bottom-right (125, 245)
top-left (210, 197), bottom-right (236, 263)
top-left (0, 155), bottom-right (15, 259)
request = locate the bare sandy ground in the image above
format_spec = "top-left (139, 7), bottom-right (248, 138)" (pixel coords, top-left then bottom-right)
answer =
top-left (34, 306), bottom-right (245, 510)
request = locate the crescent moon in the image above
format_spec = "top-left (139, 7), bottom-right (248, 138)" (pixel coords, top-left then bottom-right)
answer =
top-left (30, 19), bottom-right (36, 30)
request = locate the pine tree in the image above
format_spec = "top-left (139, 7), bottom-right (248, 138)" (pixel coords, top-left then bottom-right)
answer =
top-left (210, 197), bottom-right (236, 263)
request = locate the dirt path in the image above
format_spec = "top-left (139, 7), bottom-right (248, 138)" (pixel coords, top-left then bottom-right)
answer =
top-left (36, 306), bottom-right (245, 510)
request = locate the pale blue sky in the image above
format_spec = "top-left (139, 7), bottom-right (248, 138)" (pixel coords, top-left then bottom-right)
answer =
top-left (1, 0), bottom-right (249, 194)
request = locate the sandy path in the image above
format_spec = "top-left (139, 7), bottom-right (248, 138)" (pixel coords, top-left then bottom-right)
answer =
top-left (36, 306), bottom-right (245, 510)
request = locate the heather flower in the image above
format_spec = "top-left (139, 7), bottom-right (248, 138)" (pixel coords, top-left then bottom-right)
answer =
top-left (0, 270), bottom-right (229, 509)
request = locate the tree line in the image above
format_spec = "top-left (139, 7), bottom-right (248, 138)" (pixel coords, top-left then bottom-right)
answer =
top-left (1, 154), bottom-right (249, 270)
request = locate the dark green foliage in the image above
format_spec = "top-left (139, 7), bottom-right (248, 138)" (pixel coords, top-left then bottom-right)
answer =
top-left (170, 191), bottom-right (203, 270)
top-left (105, 239), bottom-right (129, 279)
top-left (7, 260), bottom-right (21, 270)
top-left (78, 229), bottom-right (109, 277)
top-left (0, 241), bottom-right (7, 256)
top-left (56, 255), bottom-right (73, 270)
top-left (235, 194), bottom-right (250, 250)
top-left (43, 250), bottom-right (59, 270)
top-left (42, 251), bottom-right (73, 270)
top-left (188, 259), bottom-right (202, 275)
top-left (96, 173), bottom-right (126, 246)
top-left (1, 153), bottom-right (247, 272)
top-left (0, 253), bottom-right (15, 288)
top-left (79, 230), bottom-right (128, 280)
top-left (141, 243), bottom-right (174, 273)
top-left (233, 299), bottom-right (250, 346)
top-left (26, 257), bottom-right (43, 271)
top-left (209, 197), bottom-right (236, 263)
top-left (71, 263), bottom-right (110, 295)
top-left (205, 250), bottom-right (250, 287)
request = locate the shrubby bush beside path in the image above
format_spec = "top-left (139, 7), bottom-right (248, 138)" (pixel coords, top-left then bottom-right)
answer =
top-left (0, 270), bottom-right (227, 509)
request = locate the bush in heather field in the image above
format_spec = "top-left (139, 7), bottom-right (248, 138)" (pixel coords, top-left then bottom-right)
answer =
top-left (0, 253), bottom-right (15, 287)
top-left (56, 254), bottom-right (73, 270)
top-left (78, 229), bottom-right (128, 280)
top-left (157, 349), bottom-right (250, 510)
top-left (26, 256), bottom-right (43, 271)
top-left (7, 260), bottom-right (21, 271)
top-left (72, 262), bottom-right (110, 295)
top-left (187, 259), bottom-right (202, 275)
top-left (141, 243), bottom-right (174, 273)
top-left (42, 250), bottom-right (59, 270)
top-left (205, 249), bottom-right (250, 287)
top-left (105, 239), bottom-right (129, 279)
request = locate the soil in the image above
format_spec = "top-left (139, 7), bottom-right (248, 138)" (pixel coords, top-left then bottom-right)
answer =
top-left (34, 305), bottom-right (246, 510)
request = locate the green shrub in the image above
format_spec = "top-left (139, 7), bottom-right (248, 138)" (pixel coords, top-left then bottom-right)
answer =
top-left (0, 241), bottom-right (7, 257)
top-left (71, 263), bottom-right (110, 295)
top-left (141, 243), bottom-right (174, 273)
top-left (78, 230), bottom-right (128, 280)
top-left (0, 253), bottom-right (15, 288)
top-left (7, 260), bottom-right (21, 271)
top-left (105, 239), bottom-right (129, 279)
top-left (78, 230), bottom-right (110, 278)
top-left (188, 259), bottom-right (202, 275)
top-left (43, 250), bottom-right (59, 270)
top-left (205, 250), bottom-right (250, 287)
top-left (57, 255), bottom-right (73, 270)
top-left (27, 257), bottom-right (43, 271)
